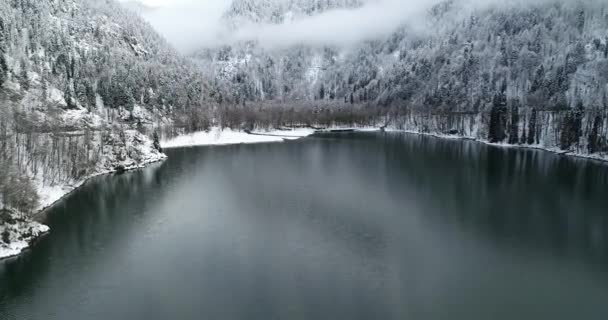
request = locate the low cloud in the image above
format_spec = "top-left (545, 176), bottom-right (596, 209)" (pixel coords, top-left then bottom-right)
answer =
top-left (127, 0), bottom-right (441, 52)
top-left (130, 0), bottom-right (231, 52)
top-left (232, 0), bottom-right (439, 49)
top-left (124, 0), bottom-right (599, 53)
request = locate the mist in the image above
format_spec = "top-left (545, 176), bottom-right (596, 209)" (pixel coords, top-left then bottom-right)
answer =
top-left (125, 0), bottom-right (596, 53)
top-left (132, 0), bottom-right (232, 52)
top-left (232, 0), bottom-right (439, 49)
top-left (125, 0), bottom-right (443, 52)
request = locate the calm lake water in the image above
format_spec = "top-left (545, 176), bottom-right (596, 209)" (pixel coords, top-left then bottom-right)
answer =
top-left (1, 132), bottom-right (608, 320)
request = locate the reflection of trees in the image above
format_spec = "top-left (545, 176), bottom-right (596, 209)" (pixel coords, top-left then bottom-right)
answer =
top-left (0, 162), bottom-right (164, 300)
top-left (384, 133), bottom-right (608, 267)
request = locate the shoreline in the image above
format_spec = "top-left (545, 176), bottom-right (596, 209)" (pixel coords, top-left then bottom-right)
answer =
top-left (163, 125), bottom-right (608, 164)
top-left (0, 155), bottom-right (168, 261)
top-left (2, 127), bottom-right (314, 261)
top-left (308, 125), bottom-right (608, 164)
top-left (32, 155), bottom-right (169, 223)
top-left (161, 127), bottom-right (316, 149)
top-left (389, 129), bottom-right (608, 165)
top-left (4, 126), bottom-right (605, 261)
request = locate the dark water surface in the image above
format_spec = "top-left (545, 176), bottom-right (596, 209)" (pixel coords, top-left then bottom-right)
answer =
top-left (1, 133), bottom-right (608, 320)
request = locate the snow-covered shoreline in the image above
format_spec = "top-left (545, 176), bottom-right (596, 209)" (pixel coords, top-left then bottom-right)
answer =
top-left (34, 153), bottom-right (168, 218)
top-left (0, 209), bottom-right (50, 260)
top-left (317, 126), bottom-right (608, 163)
top-left (1, 131), bottom-right (168, 261)
top-left (389, 129), bottom-right (608, 164)
top-left (161, 127), bottom-right (316, 149)
top-left (162, 126), bottom-right (608, 163)
top-left (2, 127), bottom-right (313, 260)
top-left (5, 125), bottom-right (605, 261)
top-left (0, 154), bottom-right (167, 261)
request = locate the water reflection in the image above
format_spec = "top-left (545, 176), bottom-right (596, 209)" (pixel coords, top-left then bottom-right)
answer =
top-left (372, 133), bottom-right (608, 268)
top-left (0, 162), bottom-right (165, 302)
top-left (0, 133), bottom-right (607, 320)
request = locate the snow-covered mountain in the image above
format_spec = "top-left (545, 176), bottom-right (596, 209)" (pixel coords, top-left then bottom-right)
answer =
top-left (0, 0), bottom-right (211, 252)
top-left (193, 0), bottom-right (608, 157)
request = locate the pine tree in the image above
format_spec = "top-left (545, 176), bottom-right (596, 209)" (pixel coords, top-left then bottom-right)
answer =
top-left (577, 9), bottom-right (585, 33)
top-left (319, 84), bottom-right (325, 100)
top-left (0, 18), bottom-right (7, 87)
top-left (19, 59), bottom-right (29, 91)
top-left (0, 52), bottom-right (6, 88)
top-left (489, 80), bottom-right (508, 143)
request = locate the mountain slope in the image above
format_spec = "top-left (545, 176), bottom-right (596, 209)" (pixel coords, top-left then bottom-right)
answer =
top-left (0, 0), bottom-right (212, 256)
top-left (193, 0), bottom-right (608, 156)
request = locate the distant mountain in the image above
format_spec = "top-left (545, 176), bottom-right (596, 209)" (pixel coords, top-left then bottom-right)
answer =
top-left (193, 0), bottom-right (608, 156)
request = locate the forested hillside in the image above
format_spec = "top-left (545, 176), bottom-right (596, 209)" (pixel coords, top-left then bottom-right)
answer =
top-left (0, 0), bottom-right (211, 218)
top-left (194, 0), bottom-right (608, 157)
top-left (224, 0), bottom-right (363, 25)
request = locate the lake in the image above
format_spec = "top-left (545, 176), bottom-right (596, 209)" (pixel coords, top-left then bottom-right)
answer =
top-left (1, 132), bottom-right (608, 320)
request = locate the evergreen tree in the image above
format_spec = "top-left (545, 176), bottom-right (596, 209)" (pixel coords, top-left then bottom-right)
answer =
top-left (19, 59), bottom-right (29, 91)
top-left (0, 18), bottom-right (6, 87)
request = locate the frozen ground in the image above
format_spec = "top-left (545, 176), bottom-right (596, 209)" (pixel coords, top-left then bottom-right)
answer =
top-left (161, 128), bottom-right (315, 149)
top-left (35, 130), bottom-right (167, 213)
top-left (0, 209), bottom-right (50, 260)
top-left (1, 131), bottom-right (166, 260)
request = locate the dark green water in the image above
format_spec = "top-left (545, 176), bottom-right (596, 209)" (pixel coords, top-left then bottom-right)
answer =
top-left (1, 132), bottom-right (608, 320)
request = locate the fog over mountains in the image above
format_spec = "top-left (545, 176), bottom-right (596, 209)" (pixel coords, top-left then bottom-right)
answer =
top-left (2, 0), bottom-right (608, 254)
top-left (190, 0), bottom-right (608, 111)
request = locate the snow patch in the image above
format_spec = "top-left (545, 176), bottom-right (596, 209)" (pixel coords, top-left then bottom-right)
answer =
top-left (0, 209), bottom-right (50, 260)
top-left (306, 54), bottom-right (323, 85)
top-left (161, 127), bottom-right (314, 149)
top-left (34, 130), bottom-right (167, 213)
top-left (47, 87), bottom-right (67, 108)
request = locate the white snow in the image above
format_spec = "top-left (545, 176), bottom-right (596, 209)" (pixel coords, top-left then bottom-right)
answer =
top-left (393, 128), bottom-right (608, 163)
top-left (0, 242), bottom-right (30, 260)
top-left (161, 127), bottom-right (315, 149)
top-left (316, 127), bottom-right (382, 133)
top-left (306, 54), bottom-right (324, 85)
top-left (34, 130), bottom-right (168, 213)
top-left (47, 87), bottom-right (67, 108)
top-left (0, 129), bottom-right (167, 260)
top-left (61, 108), bottom-right (105, 128)
top-left (37, 184), bottom-right (73, 212)
top-left (0, 210), bottom-right (50, 260)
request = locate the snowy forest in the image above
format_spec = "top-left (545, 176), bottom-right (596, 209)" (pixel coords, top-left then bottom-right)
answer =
top-left (197, 0), bottom-right (608, 154)
top-left (0, 0), bottom-right (214, 216)
top-left (2, 0), bottom-right (608, 242)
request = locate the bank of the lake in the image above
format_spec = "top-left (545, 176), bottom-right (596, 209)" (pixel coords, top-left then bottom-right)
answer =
top-left (0, 130), bottom-right (169, 260)
top-left (0, 128), bottom-right (316, 260)
top-left (6, 122), bottom-right (608, 261)
top-left (391, 128), bottom-right (608, 164)
top-left (0, 153), bottom-right (167, 261)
